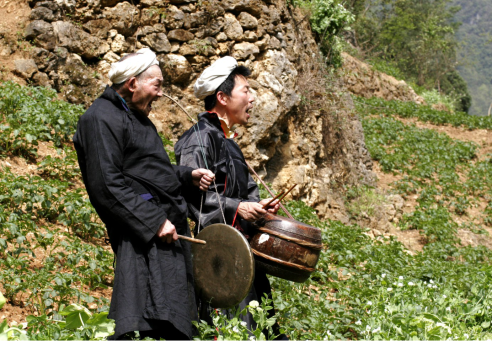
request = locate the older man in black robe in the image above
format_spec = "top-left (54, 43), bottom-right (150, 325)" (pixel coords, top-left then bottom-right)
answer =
top-left (175, 56), bottom-right (287, 339)
top-left (73, 48), bottom-right (214, 340)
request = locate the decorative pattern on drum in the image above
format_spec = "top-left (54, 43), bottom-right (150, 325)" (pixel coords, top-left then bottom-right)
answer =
top-left (192, 223), bottom-right (255, 308)
top-left (251, 213), bottom-right (322, 283)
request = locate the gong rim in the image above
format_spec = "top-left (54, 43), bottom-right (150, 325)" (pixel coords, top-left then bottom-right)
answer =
top-left (192, 223), bottom-right (255, 308)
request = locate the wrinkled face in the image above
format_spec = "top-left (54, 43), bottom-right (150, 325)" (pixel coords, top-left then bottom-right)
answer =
top-left (224, 76), bottom-right (255, 126)
top-left (131, 65), bottom-right (163, 116)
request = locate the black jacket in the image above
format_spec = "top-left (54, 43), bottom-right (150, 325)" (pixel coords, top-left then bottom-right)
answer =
top-left (73, 86), bottom-right (197, 339)
top-left (175, 112), bottom-right (260, 235)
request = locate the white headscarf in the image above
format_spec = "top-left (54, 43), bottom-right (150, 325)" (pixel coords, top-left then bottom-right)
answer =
top-left (108, 48), bottom-right (159, 84)
top-left (194, 56), bottom-right (238, 99)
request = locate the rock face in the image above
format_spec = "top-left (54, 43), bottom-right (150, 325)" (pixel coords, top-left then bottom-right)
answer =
top-left (341, 52), bottom-right (425, 104)
top-left (17, 0), bottom-right (376, 220)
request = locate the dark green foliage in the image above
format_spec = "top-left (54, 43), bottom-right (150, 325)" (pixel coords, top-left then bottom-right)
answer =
top-left (350, 0), bottom-right (461, 86)
top-left (289, 0), bottom-right (355, 67)
top-left (0, 81), bottom-right (83, 157)
top-left (440, 70), bottom-right (472, 113)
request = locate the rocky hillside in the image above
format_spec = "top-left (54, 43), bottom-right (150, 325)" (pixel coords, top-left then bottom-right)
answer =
top-left (1, 0), bottom-right (378, 221)
top-left (0, 0), bottom-right (490, 253)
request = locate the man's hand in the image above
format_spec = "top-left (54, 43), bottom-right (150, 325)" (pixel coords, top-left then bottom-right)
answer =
top-left (156, 219), bottom-right (178, 243)
top-left (259, 198), bottom-right (280, 214)
top-left (192, 169), bottom-right (215, 191)
top-left (237, 202), bottom-right (267, 222)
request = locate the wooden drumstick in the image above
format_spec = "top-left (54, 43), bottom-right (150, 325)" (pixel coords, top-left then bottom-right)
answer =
top-left (262, 190), bottom-right (286, 209)
top-left (245, 161), bottom-right (294, 219)
top-left (278, 184), bottom-right (297, 203)
top-left (178, 235), bottom-right (206, 245)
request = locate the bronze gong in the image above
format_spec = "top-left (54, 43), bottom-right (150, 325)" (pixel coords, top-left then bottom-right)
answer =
top-left (192, 223), bottom-right (255, 308)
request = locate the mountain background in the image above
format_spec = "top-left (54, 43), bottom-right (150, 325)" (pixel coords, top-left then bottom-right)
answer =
top-left (453, 0), bottom-right (492, 116)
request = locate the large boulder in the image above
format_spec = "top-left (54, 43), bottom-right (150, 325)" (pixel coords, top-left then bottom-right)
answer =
top-left (141, 33), bottom-right (171, 53)
top-left (14, 59), bottom-right (38, 78)
top-left (161, 54), bottom-right (192, 84)
top-left (52, 21), bottom-right (108, 59)
top-left (24, 20), bottom-right (56, 50)
top-left (224, 13), bottom-right (243, 41)
top-left (167, 29), bottom-right (194, 42)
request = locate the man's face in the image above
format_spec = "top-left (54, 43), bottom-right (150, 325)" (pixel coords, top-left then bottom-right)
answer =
top-left (131, 65), bottom-right (163, 116)
top-left (224, 76), bottom-right (255, 126)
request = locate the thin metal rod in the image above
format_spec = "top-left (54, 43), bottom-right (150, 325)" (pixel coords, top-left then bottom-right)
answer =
top-left (178, 234), bottom-right (206, 245)
top-left (245, 161), bottom-right (294, 220)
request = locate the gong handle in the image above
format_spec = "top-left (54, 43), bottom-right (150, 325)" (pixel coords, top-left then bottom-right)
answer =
top-left (178, 234), bottom-right (206, 245)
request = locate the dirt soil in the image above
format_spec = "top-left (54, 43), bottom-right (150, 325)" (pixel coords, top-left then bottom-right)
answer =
top-left (371, 117), bottom-right (492, 251)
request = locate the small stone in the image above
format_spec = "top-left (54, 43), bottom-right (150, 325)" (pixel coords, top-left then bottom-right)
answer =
top-left (30, 6), bottom-right (55, 22)
top-left (108, 29), bottom-right (118, 39)
top-left (238, 12), bottom-right (258, 29)
top-left (170, 42), bottom-right (181, 53)
top-left (103, 51), bottom-right (120, 64)
top-left (31, 47), bottom-right (50, 70)
top-left (163, 6), bottom-right (185, 29)
top-left (255, 34), bottom-right (270, 50)
top-left (111, 33), bottom-right (126, 53)
top-left (167, 29), bottom-right (194, 42)
top-left (232, 42), bottom-right (259, 60)
top-left (243, 31), bottom-right (258, 42)
top-left (141, 33), bottom-right (171, 53)
top-left (32, 71), bottom-right (52, 88)
top-left (217, 42), bottom-right (230, 55)
top-left (83, 19), bottom-right (111, 39)
top-left (269, 36), bottom-right (281, 49)
top-left (163, 54), bottom-right (191, 84)
top-left (14, 59), bottom-right (38, 78)
top-left (24, 20), bottom-right (56, 50)
top-left (216, 32), bottom-right (228, 42)
top-left (224, 13), bottom-right (243, 41)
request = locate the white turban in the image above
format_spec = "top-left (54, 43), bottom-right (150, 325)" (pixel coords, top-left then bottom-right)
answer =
top-left (108, 48), bottom-right (159, 84)
top-left (194, 56), bottom-right (238, 99)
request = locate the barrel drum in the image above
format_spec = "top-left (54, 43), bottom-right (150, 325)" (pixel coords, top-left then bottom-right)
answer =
top-left (250, 213), bottom-right (322, 283)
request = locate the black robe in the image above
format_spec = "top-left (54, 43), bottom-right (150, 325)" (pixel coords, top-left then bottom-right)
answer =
top-left (175, 112), bottom-right (282, 337)
top-left (73, 86), bottom-right (197, 339)
top-left (174, 112), bottom-right (259, 236)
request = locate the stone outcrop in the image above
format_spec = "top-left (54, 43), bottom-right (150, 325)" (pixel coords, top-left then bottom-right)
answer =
top-left (341, 52), bottom-right (425, 104)
top-left (14, 0), bottom-right (376, 221)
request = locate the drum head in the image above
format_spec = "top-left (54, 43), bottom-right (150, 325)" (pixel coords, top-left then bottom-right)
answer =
top-left (192, 223), bottom-right (254, 308)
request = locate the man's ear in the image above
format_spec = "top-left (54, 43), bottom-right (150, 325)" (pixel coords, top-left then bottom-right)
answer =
top-left (126, 77), bottom-right (138, 93)
top-left (216, 91), bottom-right (228, 106)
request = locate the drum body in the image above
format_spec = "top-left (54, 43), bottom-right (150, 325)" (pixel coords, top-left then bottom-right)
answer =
top-left (250, 213), bottom-right (322, 282)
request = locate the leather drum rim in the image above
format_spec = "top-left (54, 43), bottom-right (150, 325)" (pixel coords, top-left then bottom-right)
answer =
top-left (193, 223), bottom-right (255, 308)
top-left (258, 227), bottom-right (323, 250)
top-left (251, 249), bottom-right (316, 272)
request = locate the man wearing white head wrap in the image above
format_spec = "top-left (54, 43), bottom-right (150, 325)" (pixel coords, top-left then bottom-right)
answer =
top-left (175, 57), bottom-right (288, 340)
top-left (73, 49), bottom-right (214, 340)
top-left (108, 47), bottom-right (159, 85)
top-left (193, 56), bottom-right (238, 99)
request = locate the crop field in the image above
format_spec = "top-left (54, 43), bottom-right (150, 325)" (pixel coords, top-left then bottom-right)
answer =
top-left (0, 83), bottom-right (491, 340)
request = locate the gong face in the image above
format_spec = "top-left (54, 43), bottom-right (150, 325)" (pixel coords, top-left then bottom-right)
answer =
top-left (192, 224), bottom-right (255, 308)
